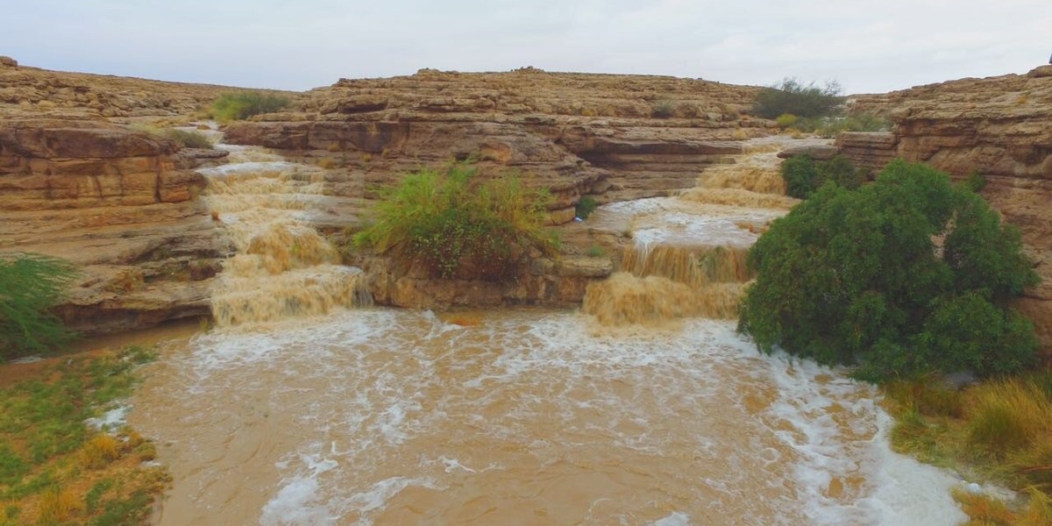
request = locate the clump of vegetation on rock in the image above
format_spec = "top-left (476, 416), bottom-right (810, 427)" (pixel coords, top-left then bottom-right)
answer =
top-left (354, 163), bottom-right (558, 281)
top-left (0, 253), bottom-right (78, 361)
top-left (130, 124), bottom-right (213, 149)
top-left (739, 159), bottom-right (1039, 382)
top-left (758, 79), bottom-right (890, 137)
top-left (575, 196), bottom-right (598, 220)
top-left (753, 78), bottom-right (843, 119)
top-left (780, 154), bottom-right (862, 199)
top-left (210, 91), bottom-right (291, 121)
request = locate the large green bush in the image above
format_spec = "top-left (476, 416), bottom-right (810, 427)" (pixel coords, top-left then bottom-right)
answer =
top-left (753, 78), bottom-right (843, 119)
top-left (0, 253), bottom-right (78, 360)
top-left (781, 154), bottom-right (862, 199)
top-left (738, 160), bottom-right (1039, 381)
top-left (211, 91), bottom-right (291, 121)
top-left (354, 163), bottom-right (558, 281)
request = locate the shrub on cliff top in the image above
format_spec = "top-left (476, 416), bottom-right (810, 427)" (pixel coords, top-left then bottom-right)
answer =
top-left (753, 78), bottom-right (843, 119)
top-left (354, 163), bottom-right (558, 281)
top-left (738, 160), bottom-right (1039, 381)
top-left (0, 253), bottom-right (79, 360)
top-left (211, 91), bottom-right (291, 121)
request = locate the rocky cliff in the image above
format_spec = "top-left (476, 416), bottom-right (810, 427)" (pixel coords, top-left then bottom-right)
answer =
top-left (840, 65), bottom-right (1052, 349)
top-left (0, 116), bottom-right (232, 334)
top-left (0, 57), bottom-right (242, 335)
top-left (223, 68), bottom-right (768, 222)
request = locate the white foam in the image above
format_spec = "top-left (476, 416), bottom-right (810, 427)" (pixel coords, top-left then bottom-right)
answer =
top-left (86, 405), bottom-right (130, 432)
top-left (652, 511), bottom-right (692, 526)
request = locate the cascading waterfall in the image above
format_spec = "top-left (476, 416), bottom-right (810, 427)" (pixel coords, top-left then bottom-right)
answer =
top-left (583, 144), bottom-right (792, 325)
top-left (129, 136), bottom-right (971, 526)
top-left (198, 136), bottom-right (371, 326)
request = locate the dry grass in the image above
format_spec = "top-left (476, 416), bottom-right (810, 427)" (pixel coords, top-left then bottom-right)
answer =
top-left (885, 372), bottom-right (1052, 525)
top-left (967, 380), bottom-right (1052, 458)
top-left (317, 157), bottom-right (337, 169)
top-left (37, 487), bottom-right (83, 523)
top-left (79, 435), bottom-right (122, 470)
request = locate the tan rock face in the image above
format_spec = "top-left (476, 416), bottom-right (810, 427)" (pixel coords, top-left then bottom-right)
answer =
top-left (0, 62), bottom-right (298, 119)
top-left (223, 69), bottom-right (768, 221)
top-left (842, 68), bottom-right (1052, 351)
top-left (0, 118), bottom-right (229, 335)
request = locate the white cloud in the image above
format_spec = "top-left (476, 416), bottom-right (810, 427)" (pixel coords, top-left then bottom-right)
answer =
top-left (2, 0), bottom-right (1049, 93)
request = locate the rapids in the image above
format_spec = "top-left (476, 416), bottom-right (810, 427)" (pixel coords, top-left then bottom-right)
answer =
top-left (128, 134), bottom-right (969, 525)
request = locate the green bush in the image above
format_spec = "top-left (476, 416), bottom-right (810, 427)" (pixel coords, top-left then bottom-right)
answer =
top-left (211, 91), bottom-right (291, 121)
top-left (775, 113), bottom-right (798, 129)
top-left (739, 160), bottom-right (1039, 381)
top-left (780, 154), bottom-right (861, 199)
top-left (354, 163), bottom-right (558, 281)
top-left (575, 196), bottom-right (598, 219)
top-left (753, 78), bottom-right (843, 119)
top-left (0, 253), bottom-right (78, 360)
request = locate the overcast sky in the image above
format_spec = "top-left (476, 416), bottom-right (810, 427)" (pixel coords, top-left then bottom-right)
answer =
top-left (4, 1), bottom-right (1050, 94)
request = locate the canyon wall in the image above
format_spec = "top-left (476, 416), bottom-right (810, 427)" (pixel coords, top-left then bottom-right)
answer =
top-left (840, 66), bottom-right (1052, 348)
top-left (223, 68), bottom-right (768, 223)
top-left (0, 59), bottom-right (239, 334)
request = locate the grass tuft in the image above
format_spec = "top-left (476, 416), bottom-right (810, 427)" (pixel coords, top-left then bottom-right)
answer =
top-left (967, 380), bottom-right (1052, 458)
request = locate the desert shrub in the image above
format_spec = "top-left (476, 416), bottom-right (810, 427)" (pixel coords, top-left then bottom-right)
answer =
top-left (575, 196), bottom-right (598, 219)
top-left (814, 113), bottom-right (892, 138)
top-left (211, 91), bottom-right (291, 121)
top-left (780, 154), bottom-right (861, 198)
top-left (0, 253), bottom-right (78, 360)
top-left (354, 163), bottom-right (558, 281)
top-left (775, 113), bottom-right (798, 129)
top-left (739, 160), bottom-right (1039, 381)
top-left (753, 78), bottom-right (843, 119)
top-left (651, 99), bottom-right (676, 118)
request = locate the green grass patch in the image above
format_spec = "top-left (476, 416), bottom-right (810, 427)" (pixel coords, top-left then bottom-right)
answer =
top-left (575, 196), bottom-right (598, 220)
top-left (0, 253), bottom-right (78, 361)
top-left (210, 91), bottom-right (291, 122)
top-left (0, 346), bottom-right (169, 525)
top-left (354, 162), bottom-right (559, 281)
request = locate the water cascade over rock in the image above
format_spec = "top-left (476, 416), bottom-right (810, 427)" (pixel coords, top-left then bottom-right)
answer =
top-left (583, 139), bottom-right (802, 325)
top-left (199, 135), bottom-right (371, 325)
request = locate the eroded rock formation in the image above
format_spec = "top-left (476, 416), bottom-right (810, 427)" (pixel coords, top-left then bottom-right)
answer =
top-left (223, 69), bottom-right (768, 222)
top-left (0, 117), bottom-right (230, 334)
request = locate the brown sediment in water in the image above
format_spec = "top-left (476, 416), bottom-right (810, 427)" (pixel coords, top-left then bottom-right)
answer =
top-left (203, 148), bottom-right (370, 326)
top-left (621, 244), bottom-right (751, 287)
top-left (582, 272), bottom-right (745, 325)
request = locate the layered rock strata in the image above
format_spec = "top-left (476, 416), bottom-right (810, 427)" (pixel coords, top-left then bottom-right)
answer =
top-left (223, 68), bottom-right (769, 222)
top-left (0, 118), bottom-right (229, 334)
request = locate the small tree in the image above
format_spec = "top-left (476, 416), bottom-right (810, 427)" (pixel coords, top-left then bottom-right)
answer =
top-left (0, 253), bottom-right (78, 360)
top-left (739, 160), bottom-right (1039, 381)
top-left (753, 78), bottom-right (843, 119)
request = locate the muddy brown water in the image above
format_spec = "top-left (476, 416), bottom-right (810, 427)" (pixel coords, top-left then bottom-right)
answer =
top-left (124, 133), bottom-right (967, 525)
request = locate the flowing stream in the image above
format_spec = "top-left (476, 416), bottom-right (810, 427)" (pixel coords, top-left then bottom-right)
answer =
top-left (129, 135), bottom-right (968, 525)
